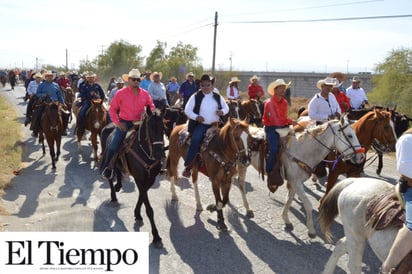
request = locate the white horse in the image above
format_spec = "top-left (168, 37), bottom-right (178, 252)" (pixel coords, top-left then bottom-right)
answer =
top-left (318, 177), bottom-right (404, 274)
top-left (237, 116), bottom-right (365, 238)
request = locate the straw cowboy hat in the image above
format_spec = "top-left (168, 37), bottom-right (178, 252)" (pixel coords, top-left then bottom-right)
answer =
top-left (352, 76), bottom-right (361, 82)
top-left (329, 72), bottom-right (346, 82)
top-left (122, 68), bottom-right (141, 82)
top-left (33, 73), bottom-right (43, 79)
top-left (249, 75), bottom-right (260, 83)
top-left (43, 70), bottom-right (55, 77)
top-left (114, 77), bottom-right (124, 84)
top-left (185, 72), bottom-right (194, 79)
top-left (267, 79), bottom-right (291, 96)
top-left (229, 76), bottom-right (241, 84)
top-left (316, 77), bottom-right (338, 90)
top-left (150, 71), bottom-right (162, 81)
top-left (85, 71), bottom-right (96, 78)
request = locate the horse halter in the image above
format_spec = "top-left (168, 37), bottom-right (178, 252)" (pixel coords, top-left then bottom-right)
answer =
top-left (138, 112), bottom-right (164, 160)
top-left (231, 123), bottom-right (250, 165)
top-left (45, 103), bottom-right (61, 132)
top-left (332, 123), bottom-right (365, 161)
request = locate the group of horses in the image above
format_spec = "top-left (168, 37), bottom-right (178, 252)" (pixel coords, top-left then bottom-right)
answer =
top-left (33, 92), bottom-right (411, 271)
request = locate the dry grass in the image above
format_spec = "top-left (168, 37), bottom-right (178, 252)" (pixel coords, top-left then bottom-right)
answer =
top-left (0, 94), bottom-right (23, 214)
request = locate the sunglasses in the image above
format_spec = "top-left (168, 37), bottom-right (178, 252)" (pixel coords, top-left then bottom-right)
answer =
top-left (131, 78), bottom-right (140, 82)
top-left (201, 83), bottom-right (211, 87)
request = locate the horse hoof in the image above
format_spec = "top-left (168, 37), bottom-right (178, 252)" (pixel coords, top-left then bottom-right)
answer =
top-left (376, 169), bottom-right (381, 176)
top-left (308, 232), bottom-right (317, 239)
top-left (196, 206), bottom-right (203, 212)
top-left (135, 219), bottom-right (144, 227)
top-left (206, 204), bottom-right (216, 212)
top-left (151, 240), bottom-right (164, 249)
top-left (246, 210), bottom-right (254, 218)
top-left (284, 223), bottom-right (294, 231)
top-left (114, 183), bottom-right (122, 192)
top-left (52, 166), bottom-right (56, 170)
top-left (217, 223), bottom-right (229, 232)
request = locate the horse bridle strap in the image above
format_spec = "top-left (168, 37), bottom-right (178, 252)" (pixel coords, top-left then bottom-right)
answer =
top-left (208, 150), bottom-right (236, 175)
top-left (125, 147), bottom-right (160, 173)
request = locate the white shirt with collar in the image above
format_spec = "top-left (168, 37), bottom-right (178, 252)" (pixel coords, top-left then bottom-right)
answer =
top-left (396, 132), bottom-right (412, 178)
top-left (185, 92), bottom-right (229, 125)
top-left (308, 92), bottom-right (341, 122)
top-left (346, 86), bottom-right (368, 109)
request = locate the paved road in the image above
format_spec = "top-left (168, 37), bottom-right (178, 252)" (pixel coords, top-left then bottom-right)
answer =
top-left (0, 83), bottom-right (400, 273)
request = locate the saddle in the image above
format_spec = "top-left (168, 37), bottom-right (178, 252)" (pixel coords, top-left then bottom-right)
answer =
top-left (365, 188), bottom-right (405, 230)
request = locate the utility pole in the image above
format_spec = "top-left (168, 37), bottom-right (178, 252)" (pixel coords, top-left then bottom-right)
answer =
top-left (212, 11), bottom-right (218, 75)
top-left (66, 48), bottom-right (68, 71)
top-left (229, 51), bottom-right (233, 76)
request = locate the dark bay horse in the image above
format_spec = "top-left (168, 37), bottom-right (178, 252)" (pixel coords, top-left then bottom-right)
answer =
top-left (73, 98), bottom-right (108, 161)
top-left (318, 109), bottom-right (397, 203)
top-left (166, 118), bottom-right (250, 231)
top-left (100, 107), bottom-right (165, 248)
top-left (224, 99), bottom-right (261, 124)
top-left (62, 87), bottom-right (75, 123)
top-left (38, 101), bottom-right (63, 169)
top-left (163, 105), bottom-right (187, 139)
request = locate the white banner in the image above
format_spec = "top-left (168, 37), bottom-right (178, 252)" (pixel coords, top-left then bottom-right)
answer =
top-left (0, 232), bottom-right (148, 273)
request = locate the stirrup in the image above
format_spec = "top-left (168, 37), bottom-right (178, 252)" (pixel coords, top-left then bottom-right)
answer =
top-left (101, 167), bottom-right (114, 180)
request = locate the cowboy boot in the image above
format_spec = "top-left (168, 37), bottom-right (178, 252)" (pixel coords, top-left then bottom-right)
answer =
top-left (380, 226), bottom-right (412, 273)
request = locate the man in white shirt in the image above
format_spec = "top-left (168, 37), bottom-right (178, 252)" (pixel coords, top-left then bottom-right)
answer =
top-left (346, 76), bottom-right (369, 109)
top-left (308, 77), bottom-right (341, 124)
top-left (226, 77), bottom-right (241, 100)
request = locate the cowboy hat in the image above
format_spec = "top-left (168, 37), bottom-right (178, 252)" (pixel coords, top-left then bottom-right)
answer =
top-left (352, 76), bottom-right (361, 82)
top-left (114, 77), bottom-right (124, 84)
top-left (150, 71), bottom-right (162, 81)
top-left (85, 71), bottom-right (96, 78)
top-left (122, 68), bottom-right (141, 82)
top-left (33, 73), bottom-right (43, 79)
top-left (185, 72), bottom-right (194, 79)
top-left (229, 76), bottom-right (241, 84)
top-left (267, 79), bottom-right (291, 96)
top-left (329, 72), bottom-right (346, 82)
top-left (249, 75), bottom-right (260, 83)
top-left (317, 77), bottom-right (338, 90)
top-left (43, 70), bottom-right (55, 77)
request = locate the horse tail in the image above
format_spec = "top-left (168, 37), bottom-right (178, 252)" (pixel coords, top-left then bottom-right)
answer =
top-left (318, 179), bottom-right (355, 243)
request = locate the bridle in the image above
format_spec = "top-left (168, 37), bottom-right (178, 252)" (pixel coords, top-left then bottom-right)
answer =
top-left (138, 112), bottom-right (164, 161)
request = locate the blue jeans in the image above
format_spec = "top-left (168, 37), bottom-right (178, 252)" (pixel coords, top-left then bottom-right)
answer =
top-left (103, 120), bottom-right (134, 169)
top-left (403, 187), bottom-right (412, 231)
top-left (184, 123), bottom-right (211, 167)
top-left (77, 102), bottom-right (90, 131)
top-left (265, 126), bottom-right (283, 173)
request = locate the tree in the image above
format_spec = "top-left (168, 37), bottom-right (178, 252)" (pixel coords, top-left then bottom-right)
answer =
top-left (369, 48), bottom-right (412, 116)
top-left (96, 40), bottom-right (144, 80)
top-left (145, 41), bottom-right (166, 73)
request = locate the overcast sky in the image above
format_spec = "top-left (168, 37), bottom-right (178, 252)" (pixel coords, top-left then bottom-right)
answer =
top-left (1, 0), bottom-right (411, 73)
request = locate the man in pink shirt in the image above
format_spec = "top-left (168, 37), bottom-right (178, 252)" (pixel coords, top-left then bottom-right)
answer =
top-left (101, 68), bottom-right (156, 180)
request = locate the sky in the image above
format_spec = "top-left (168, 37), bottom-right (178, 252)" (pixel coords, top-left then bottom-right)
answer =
top-left (1, 0), bottom-right (411, 73)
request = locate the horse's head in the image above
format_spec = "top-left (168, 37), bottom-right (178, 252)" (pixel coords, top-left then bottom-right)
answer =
top-left (371, 109), bottom-right (397, 152)
top-left (90, 99), bottom-right (106, 129)
top-left (242, 99), bottom-right (261, 120)
top-left (225, 118), bottom-right (250, 166)
top-left (328, 115), bottom-right (365, 164)
top-left (140, 106), bottom-right (164, 160)
top-left (44, 101), bottom-right (62, 133)
top-left (391, 110), bottom-right (412, 137)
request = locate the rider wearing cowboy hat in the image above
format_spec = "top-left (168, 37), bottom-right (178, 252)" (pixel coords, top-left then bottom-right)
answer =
top-left (226, 76), bottom-right (241, 100)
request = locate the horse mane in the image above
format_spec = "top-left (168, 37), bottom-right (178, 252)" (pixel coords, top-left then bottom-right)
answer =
top-left (297, 122), bottom-right (329, 141)
top-left (352, 109), bottom-right (391, 132)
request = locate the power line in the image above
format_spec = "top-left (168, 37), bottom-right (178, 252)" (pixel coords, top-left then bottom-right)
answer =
top-left (223, 14), bottom-right (412, 24)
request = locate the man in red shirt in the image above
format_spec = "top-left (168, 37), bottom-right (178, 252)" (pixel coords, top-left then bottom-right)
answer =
top-left (56, 72), bottom-right (71, 90)
top-left (248, 75), bottom-right (264, 100)
top-left (331, 81), bottom-right (351, 113)
top-left (262, 79), bottom-right (296, 185)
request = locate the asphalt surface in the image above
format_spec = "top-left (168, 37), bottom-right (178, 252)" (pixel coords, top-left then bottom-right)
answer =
top-left (0, 83), bottom-right (400, 274)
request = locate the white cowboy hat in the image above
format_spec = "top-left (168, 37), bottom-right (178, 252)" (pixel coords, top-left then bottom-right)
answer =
top-left (352, 76), bottom-right (361, 82)
top-left (249, 75), bottom-right (260, 83)
top-left (185, 72), bottom-right (194, 79)
top-left (33, 73), bottom-right (43, 79)
top-left (43, 70), bottom-right (55, 77)
top-left (229, 76), bottom-right (241, 84)
top-left (316, 77), bottom-right (338, 90)
top-left (122, 68), bottom-right (141, 82)
top-left (267, 79), bottom-right (291, 96)
top-left (85, 71), bottom-right (96, 78)
top-left (114, 77), bottom-right (124, 84)
top-left (150, 71), bottom-right (163, 81)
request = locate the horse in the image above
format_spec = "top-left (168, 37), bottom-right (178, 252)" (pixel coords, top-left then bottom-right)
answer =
top-left (38, 101), bottom-right (63, 169)
top-left (319, 177), bottom-right (411, 274)
top-left (165, 118), bottom-right (251, 231)
top-left (244, 116), bottom-right (365, 237)
top-left (317, 109), bottom-right (397, 202)
top-left (100, 106), bottom-right (165, 248)
top-left (62, 87), bottom-right (75, 123)
top-left (224, 99), bottom-right (261, 124)
top-left (73, 98), bottom-right (108, 161)
top-left (163, 105), bottom-right (187, 139)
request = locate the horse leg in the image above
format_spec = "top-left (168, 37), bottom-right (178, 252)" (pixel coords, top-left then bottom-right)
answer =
top-left (138, 190), bottom-right (163, 248)
top-left (55, 136), bottom-right (61, 162)
top-left (377, 151), bottom-right (383, 175)
top-left (91, 132), bottom-right (98, 161)
top-left (192, 170), bottom-right (203, 211)
top-left (345, 231), bottom-right (366, 274)
top-left (134, 193), bottom-right (144, 226)
top-left (281, 182), bottom-right (296, 231)
top-left (39, 133), bottom-right (46, 155)
top-left (165, 156), bottom-right (179, 202)
top-left (237, 165), bottom-right (254, 218)
top-left (322, 237), bottom-right (348, 274)
top-left (47, 137), bottom-right (56, 169)
top-left (108, 178), bottom-right (118, 202)
top-left (114, 168), bottom-right (123, 193)
top-left (294, 183), bottom-right (316, 238)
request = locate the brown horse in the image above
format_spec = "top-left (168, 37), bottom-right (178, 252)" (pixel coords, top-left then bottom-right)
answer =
top-left (166, 118), bottom-right (250, 231)
top-left (73, 98), bottom-right (108, 161)
top-left (319, 109), bottom-right (397, 203)
top-left (38, 101), bottom-right (63, 169)
top-left (225, 99), bottom-right (261, 124)
top-left (62, 87), bottom-right (75, 123)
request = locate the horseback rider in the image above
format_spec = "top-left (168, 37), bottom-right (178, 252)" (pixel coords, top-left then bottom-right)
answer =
top-left (30, 70), bottom-right (68, 137)
top-left (262, 79), bottom-right (296, 186)
top-left (24, 73), bottom-right (43, 127)
top-left (248, 75), bottom-right (264, 126)
top-left (76, 71), bottom-right (107, 135)
top-left (381, 128), bottom-right (412, 273)
top-left (101, 68), bottom-right (156, 180)
top-left (182, 74), bottom-right (229, 178)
